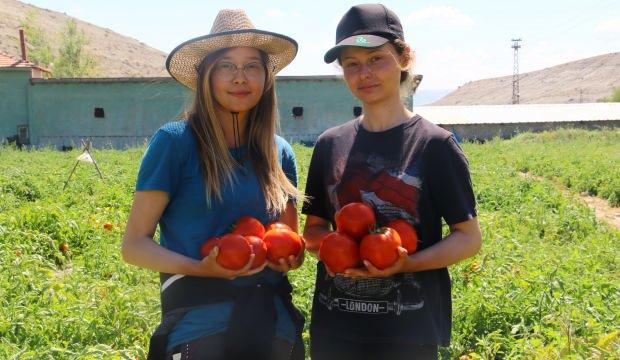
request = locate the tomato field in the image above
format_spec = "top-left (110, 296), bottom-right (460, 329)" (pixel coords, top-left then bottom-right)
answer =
top-left (0, 128), bottom-right (618, 359)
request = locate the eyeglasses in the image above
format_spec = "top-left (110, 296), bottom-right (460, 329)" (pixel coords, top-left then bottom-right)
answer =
top-left (214, 61), bottom-right (265, 79)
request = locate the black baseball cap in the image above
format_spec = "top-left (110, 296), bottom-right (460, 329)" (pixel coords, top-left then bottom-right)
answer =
top-left (324, 3), bottom-right (404, 63)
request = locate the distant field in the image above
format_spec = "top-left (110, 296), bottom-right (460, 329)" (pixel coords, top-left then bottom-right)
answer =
top-left (497, 128), bottom-right (619, 206)
top-left (0, 129), bottom-right (618, 359)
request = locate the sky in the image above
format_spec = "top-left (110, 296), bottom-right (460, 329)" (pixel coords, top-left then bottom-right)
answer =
top-left (20, 0), bottom-right (620, 92)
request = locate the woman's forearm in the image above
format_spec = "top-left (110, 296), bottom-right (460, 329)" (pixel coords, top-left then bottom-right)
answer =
top-left (121, 235), bottom-right (201, 275)
top-left (303, 224), bottom-right (332, 255)
top-left (404, 219), bottom-right (482, 272)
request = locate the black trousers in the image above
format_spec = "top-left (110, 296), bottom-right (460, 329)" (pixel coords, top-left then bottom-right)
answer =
top-left (167, 332), bottom-right (294, 360)
top-left (311, 332), bottom-right (438, 360)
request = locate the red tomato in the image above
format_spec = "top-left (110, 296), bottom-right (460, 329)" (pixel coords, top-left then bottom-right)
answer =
top-left (245, 235), bottom-right (267, 269)
top-left (335, 202), bottom-right (376, 239)
top-left (231, 216), bottom-right (265, 238)
top-left (199, 237), bottom-right (220, 258)
top-left (263, 228), bottom-right (303, 262)
top-left (103, 223), bottom-right (113, 231)
top-left (387, 219), bottom-right (418, 254)
top-left (319, 232), bottom-right (360, 274)
top-left (265, 222), bottom-right (292, 232)
top-left (359, 227), bottom-right (402, 270)
top-left (217, 234), bottom-right (251, 270)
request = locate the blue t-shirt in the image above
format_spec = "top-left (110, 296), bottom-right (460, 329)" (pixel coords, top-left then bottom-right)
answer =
top-left (136, 121), bottom-right (298, 350)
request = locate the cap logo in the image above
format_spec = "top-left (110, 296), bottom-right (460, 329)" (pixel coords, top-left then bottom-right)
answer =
top-left (356, 36), bottom-right (369, 44)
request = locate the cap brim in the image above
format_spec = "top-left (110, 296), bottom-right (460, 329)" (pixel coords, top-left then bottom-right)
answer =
top-left (323, 34), bottom-right (390, 63)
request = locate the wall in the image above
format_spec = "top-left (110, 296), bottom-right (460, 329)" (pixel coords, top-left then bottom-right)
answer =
top-left (0, 68), bottom-right (31, 141)
top-left (276, 76), bottom-right (361, 143)
top-left (24, 75), bottom-right (366, 148)
top-left (29, 78), bottom-right (189, 148)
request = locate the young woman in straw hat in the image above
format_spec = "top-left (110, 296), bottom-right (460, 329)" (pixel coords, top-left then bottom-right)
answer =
top-left (302, 4), bottom-right (482, 359)
top-left (122, 9), bottom-right (305, 360)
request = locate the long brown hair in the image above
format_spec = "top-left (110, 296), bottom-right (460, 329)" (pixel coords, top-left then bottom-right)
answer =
top-left (392, 39), bottom-right (422, 95)
top-left (184, 48), bottom-right (302, 215)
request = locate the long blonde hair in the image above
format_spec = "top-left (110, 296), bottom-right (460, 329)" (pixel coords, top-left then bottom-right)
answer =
top-left (183, 48), bottom-right (302, 215)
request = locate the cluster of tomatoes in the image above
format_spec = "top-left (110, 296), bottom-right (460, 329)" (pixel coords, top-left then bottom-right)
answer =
top-left (200, 216), bottom-right (303, 270)
top-left (319, 202), bottom-right (418, 274)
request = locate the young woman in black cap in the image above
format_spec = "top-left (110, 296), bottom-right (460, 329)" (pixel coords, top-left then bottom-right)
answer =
top-left (302, 4), bottom-right (482, 359)
top-left (122, 9), bottom-right (305, 360)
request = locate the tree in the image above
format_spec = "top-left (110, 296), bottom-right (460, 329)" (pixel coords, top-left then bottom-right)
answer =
top-left (598, 88), bottom-right (620, 103)
top-left (53, 19), bottom-right (97, 77)
top-left (19, 11), bottom-right (54, 69)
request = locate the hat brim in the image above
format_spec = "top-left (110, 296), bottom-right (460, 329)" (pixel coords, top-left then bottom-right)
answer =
top-left (166, 29), bottom-right (298, 91)
top-left (323, 34), bottom-right (390, 63)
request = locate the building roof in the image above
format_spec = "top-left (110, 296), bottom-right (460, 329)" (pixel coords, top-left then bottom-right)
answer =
top-left (28, 74), bottom-right (344, 84)
top-left (415, 103), bottom-right (620, 124)
top-left (277, 75), bottom-right (343, 81)
top-left (0, 53), bottom-right (51, 73)
top-left (30, 77), bottom-right (175, 84)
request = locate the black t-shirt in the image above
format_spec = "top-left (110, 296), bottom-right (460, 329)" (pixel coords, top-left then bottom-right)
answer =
top-left (302, 115), bottom-right (477, 346)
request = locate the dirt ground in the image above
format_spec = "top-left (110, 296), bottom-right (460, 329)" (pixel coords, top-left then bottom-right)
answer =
top-left (519, 172), bottom-right (619, 230)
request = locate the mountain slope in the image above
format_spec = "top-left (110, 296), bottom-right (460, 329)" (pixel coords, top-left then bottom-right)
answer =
top-left (0, 0), bottom-right (168, 77)
top-left (432, 52), bottom-right (620, 105)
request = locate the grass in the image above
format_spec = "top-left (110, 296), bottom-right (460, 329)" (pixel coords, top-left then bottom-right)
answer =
top-left (497, 128), bottom-right (620, 206)
top-left (0, 129), bottom-right (618, 359)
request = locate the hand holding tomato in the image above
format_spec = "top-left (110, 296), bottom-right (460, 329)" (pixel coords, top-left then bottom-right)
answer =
top-left (197, 246), bottom-right (267, 280)
top-left (264, 229), bottom-right (305, 273)
top-left (319, 232), bottom-right (360, 274)
top-left (321, 260), bottom-right (358, 278)
top-left (266, 238), bottom-right (305, 272)
top-left (344, 246), bottom-right (410, 278)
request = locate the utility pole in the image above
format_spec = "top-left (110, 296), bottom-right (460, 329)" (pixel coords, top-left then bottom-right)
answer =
top-left (511, 38), bottom-right (522, 104)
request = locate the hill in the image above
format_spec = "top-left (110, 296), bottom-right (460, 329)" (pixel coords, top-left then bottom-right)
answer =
top-left (432, 52), bottom-right (620, 105)
top-left (0, 0), bottom-right (168, 77)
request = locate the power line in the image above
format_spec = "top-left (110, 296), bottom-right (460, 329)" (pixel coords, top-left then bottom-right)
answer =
top-left (511, 38), bottom-right (522, 104)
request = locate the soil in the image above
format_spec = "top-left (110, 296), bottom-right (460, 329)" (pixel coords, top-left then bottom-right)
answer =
top-left (519, 172), bottom-right (619, 230)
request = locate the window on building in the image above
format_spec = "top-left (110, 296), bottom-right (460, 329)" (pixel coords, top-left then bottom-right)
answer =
top-left (17, 125), bottom-right (29, 142)
top-left (353, 106), bottom-right (362, 117)
top-left (292, 106), bottom-right (303, 119)
top-left (94, 107), bottom-right (105, 118)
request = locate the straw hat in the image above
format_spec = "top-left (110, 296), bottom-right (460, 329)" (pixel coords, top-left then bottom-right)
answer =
top-left (166, 9), bottom-right (298, 90)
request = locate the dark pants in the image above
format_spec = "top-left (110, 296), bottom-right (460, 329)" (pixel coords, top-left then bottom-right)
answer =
top-left (311, 332), bottom-right (438, 360)
top-left (167, 332), bottom-right (294, 360)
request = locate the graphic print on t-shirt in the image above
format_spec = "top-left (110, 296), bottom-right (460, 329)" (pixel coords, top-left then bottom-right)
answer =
top-left (321, 150), bottom-right (425, 315)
